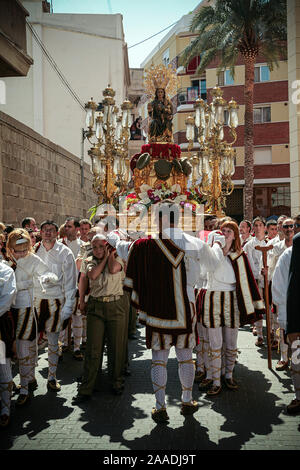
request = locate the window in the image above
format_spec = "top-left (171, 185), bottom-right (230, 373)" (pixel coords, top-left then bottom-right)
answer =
top-left (187, 86), bottom-right (198, 101)
top-left (218, 69), bottom-right (234, 86)
top-left (253, 106), bottom-right (271, 123)
top-left (254, 65), bottom-right (270, 82)
top-left (190, 79), bottom-right (207, 101)
top-left (271, 186), bottom-right (291, 209)
top-left (162, 48), bottom-right (170, 66)
top-left (254, 147), bottom-right (272, 164)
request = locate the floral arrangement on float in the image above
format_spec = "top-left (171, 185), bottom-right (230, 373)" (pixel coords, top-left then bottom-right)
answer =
top-left (124, 183), bottom-right (206, 214)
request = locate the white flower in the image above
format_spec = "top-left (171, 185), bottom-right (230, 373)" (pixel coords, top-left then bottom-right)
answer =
top-left (141, 197), bottom-right (151, 205)
top-left (140, 184), bottom-right (152, 192)
top-left (174, 195), bottom-right (187, 203)
top-left (138, 192), bottom-right (149, 200)
top-left (153, 189), bottom-right (163, 197)
top-left (171, 184), bottom-right (181, 193)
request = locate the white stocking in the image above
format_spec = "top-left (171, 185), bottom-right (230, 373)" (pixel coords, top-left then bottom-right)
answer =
top-left (279, 329), bottom-right (288, 363)
top-left (195, 323), bottom-right (204, 373)
top-left (271, 313), bottom-right (279, 334)
top-left (151, 349), bottom-right (169, 410)
top-left (176, 347), bottom-right (195, 403)
top-left (47, 332), bottom-right (60, 381)
top-left (208, 327), bottom-right (222, 386)
top-left (202, 327), bottom-right (212, 380)
top-left (255, 319), bottom-right (263, 338)
top-left (291, 343), bottom-right (300, 400)
top-left (72, 311), bottom-right (83, 351)
top-left (16, 339), bottom-right (36, 395)
top-left (223, 327), bottom-right (238, 379)
top-left (0, 359), bottom-right (12, 416)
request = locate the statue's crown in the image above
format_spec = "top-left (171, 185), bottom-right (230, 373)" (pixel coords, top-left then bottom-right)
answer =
top-left (144, 64), bottom-right (178, 98)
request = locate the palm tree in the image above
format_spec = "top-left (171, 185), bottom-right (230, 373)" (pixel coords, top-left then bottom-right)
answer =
top-left (180, 0), bottom-right (287, 221)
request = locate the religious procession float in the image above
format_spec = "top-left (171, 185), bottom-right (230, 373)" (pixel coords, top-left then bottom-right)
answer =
top-left (84, 64), bottom-right (239, 232)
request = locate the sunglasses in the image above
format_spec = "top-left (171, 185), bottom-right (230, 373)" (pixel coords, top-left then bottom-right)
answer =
top-left (282, 224), bottom-right (294, 229)
top-left (294, 223), bottom-right (300, 229)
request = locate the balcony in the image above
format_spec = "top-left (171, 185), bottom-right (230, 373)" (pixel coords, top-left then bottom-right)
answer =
top-left (0, 0), bottom-right (33, 77)
top-left (176, 87), bottom-right (207, 111)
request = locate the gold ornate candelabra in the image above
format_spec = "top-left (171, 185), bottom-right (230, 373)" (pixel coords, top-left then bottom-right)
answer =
top-left (185, 86), bottom-right (239, 217)
top-left (84, 85), bottom-right (133, 204)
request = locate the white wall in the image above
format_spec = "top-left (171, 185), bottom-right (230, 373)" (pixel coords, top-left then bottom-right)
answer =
top-left (0, 4), bottom-right (128, 163)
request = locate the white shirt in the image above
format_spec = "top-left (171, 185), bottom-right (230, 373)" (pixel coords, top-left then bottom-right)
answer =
top-left (272, 247), bottom-right (292, 330)
top-left (240, 234), bottom-right (253, 247)
top-left (13, 253), bottom-right (58, 309)
top-left (267, 239), bottom-right (290, 281)
top-left (206, 246), bottom-right (236, 292)
top-left (33, 240), bottom-right (77, 313)
top-left (0, 261), bottom-right (17, 317)
top-left (60, 238), bottom-right (83, 260)
top-left (243, 236), bottom-right (267, 280)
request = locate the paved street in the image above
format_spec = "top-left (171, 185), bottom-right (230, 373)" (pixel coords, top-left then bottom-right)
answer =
top-left (1, 324), bottom-right (300, 452)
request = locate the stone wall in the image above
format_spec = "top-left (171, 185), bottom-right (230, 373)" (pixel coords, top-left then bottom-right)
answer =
top-left (0, 111), bottom-right (97, 227)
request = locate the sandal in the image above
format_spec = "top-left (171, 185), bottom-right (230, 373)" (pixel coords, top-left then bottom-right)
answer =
top-left (180, 400), bottom-right (199, 416)
top-left (224, 378), bottom-right (238, 390)
top-left (194, 370), bottom-right (206, 383)
top-left (206, 384), bottom-right (222, 396)
top-left (16, 393), bottom-right (30, 407)
top-left (255, 337), bottom-right (264, 347)
top-left (198, 378), bottom-right (213, 391)
top-left (151, 407), bottom-right (169, 424)
top-left (275, 360), bottom-right (289, 371)
top-left (0, 414), bottom-right (10, 428)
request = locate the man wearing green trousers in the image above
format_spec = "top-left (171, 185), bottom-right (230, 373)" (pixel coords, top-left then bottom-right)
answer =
top-left (72, 234), bottom-right (126, 404)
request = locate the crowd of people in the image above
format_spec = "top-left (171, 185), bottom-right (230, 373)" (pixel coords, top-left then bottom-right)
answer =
top-left (0, 209), bottom-right (299, 428)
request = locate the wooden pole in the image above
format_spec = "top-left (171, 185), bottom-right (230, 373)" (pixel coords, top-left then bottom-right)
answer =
top-left (255, 245), bottom-right (273, 370)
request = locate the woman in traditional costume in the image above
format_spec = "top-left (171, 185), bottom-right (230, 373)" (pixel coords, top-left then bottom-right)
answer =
top-left (6, 229), bottom-right (57, 406)
top-left (198, 221), bottom-right (264, 396)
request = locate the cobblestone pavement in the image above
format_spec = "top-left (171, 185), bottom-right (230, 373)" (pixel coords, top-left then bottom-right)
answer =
top-left (1, 324), bottom-right (300, 452)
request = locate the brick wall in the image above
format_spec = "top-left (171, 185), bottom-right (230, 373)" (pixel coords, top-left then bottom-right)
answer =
top-left (0, 111), bottom-right (97, 226)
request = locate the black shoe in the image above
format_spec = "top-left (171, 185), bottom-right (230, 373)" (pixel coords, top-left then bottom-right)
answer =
top-left (180, 400), bottom-right (199, 416)
top-left (128, 334), bottom-right (137, 340)
top-left (73, 350), bottom-right (84, 361)
top-left (111, 384), bottom-right (124, 395)
top-left (72, 394), bottom-right (91, 405)
top-left (47, 379), bottom-right (61, 392)
top-left (123, 367), bottom-right (131, 376)
top-left (151, 407), bottom-right (169, 423)
top-left (28, 379), bottom-right (38, 392)
top-left (15, 393), bottom-right (30, 407)
top-left (286, 399), bottom-right (300, 415)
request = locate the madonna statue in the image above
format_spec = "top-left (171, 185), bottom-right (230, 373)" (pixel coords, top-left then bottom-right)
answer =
top-left (147, 87), bottom-right (173, 143)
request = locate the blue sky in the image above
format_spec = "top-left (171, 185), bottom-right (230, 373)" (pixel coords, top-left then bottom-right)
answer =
top-left (52, 0), bottom-right (200, 67)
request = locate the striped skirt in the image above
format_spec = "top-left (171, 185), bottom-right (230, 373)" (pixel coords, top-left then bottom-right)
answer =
top-left (34, 297), bottom-right (65, 334)
top-left (0, 312), bottom-right (15, 358)
top-left (146, 302), bottom-right (197, 351)
top-left (11, 307), bottom-right (37, 341)
top-left (198, 289), bottom-right (240, 329)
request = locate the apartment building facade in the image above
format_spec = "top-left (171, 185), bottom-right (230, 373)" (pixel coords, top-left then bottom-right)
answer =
top-left (141, 2), bottom-right (290, 220)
